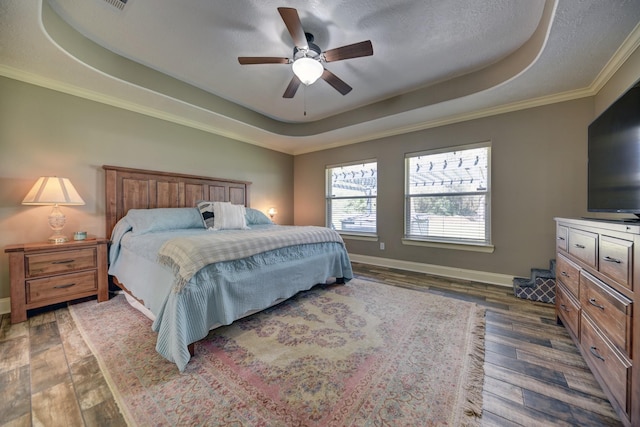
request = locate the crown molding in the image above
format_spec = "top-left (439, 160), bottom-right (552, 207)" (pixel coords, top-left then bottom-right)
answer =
top-left (590, 20), bottom-right (640, 93)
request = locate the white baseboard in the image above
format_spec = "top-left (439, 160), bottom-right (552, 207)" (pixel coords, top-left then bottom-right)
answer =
top-left (349, 254), bottom-right (514, 287)
top-left (0, 297), bottom-right (10, 315)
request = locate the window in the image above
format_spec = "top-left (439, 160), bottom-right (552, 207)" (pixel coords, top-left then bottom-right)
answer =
top-left (405, 143), bottom-right (491, 246)
top-left (326, 160), bottom-right (377, 235)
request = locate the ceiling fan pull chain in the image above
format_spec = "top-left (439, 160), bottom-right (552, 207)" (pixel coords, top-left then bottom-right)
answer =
top-left (304, 85), bottom-right (307, 116)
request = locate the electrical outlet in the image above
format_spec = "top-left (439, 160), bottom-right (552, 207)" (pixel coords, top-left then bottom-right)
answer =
top-left (380, 242), bottom-right (385, 250)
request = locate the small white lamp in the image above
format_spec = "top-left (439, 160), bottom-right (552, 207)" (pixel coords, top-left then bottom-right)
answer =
top-left (267, 207), bottom-right (278, 221)
top-left (22, 177), bottom-right (85, 243)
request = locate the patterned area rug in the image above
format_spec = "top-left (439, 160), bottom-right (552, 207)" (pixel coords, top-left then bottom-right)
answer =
top-left (70, 278), bottom-right (485, 426)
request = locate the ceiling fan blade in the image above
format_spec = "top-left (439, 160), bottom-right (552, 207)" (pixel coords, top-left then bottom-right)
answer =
top-left (323, 40), bottom-right (373, 62)
top-left (278, 7), bottom-right (308, 49)
top-left (238, 57), bottom-right (290, 65)
top-left (283, 75), bottom-right (301, 98)
top-left (321, 69), bottom-right (352, 95)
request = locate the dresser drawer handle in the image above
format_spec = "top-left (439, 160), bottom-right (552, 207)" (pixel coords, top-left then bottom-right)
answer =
top-left (560, 304), bottom-right (570, 312)
top-left (561, 271), bottom-right (570, 277)
top-left (53, 283), bottom-right (76, 289)
top-left (52, 259), bottom-right (75, 265)
top-left (574, 244), bottom-right (586, 249)
top-left (588, 298), bottom-right (605, 310)
top-left (589, 346), bottom-right (605, 362)
top-left (557, 237), bottom-right (566, 241)
top-left (602, 256), bottom-right (621, 264)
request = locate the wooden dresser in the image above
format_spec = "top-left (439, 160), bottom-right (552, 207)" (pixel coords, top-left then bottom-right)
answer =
top-left (5, 238), bottom-right (109, 323)
top-left (555, 218), bottom-right (638, 426)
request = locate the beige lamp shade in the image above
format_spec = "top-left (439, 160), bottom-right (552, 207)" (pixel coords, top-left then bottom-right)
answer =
top-left (22, 177), bottom-right (85, 206)
top-left (22, 177), bottom-right (85, 243)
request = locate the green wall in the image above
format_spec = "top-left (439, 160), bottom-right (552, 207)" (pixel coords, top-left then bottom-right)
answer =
top-left (0, 77), bottom-right (293, 300)
top-left (293, 98), bottom-right (593, 278)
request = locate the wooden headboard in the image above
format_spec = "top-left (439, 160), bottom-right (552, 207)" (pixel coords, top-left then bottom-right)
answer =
top-left (103, 165), bottom-right (251, 239)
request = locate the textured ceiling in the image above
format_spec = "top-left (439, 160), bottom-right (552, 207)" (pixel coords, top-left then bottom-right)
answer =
top-left (49, 0), bottom-right (544, 122)
top-left (1, 0), bottom-right (640, 154)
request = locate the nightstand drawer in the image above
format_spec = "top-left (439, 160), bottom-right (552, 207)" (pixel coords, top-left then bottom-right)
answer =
top-left (26, 271), bottom-right (98, 304)
top-left (25, 247), bottom-right (96, 277)
top-left (6, 238), bottom-right (108, 324)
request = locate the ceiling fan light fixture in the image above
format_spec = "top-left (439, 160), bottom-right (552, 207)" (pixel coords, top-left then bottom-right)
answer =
top-left (292, 57), bottom-right (323, 85)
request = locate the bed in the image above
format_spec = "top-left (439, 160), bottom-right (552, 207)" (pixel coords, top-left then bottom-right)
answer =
top-left (103, 165), bottom-right (353, 371)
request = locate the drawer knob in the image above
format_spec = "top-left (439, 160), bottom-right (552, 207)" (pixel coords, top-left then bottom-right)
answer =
top-left (588, 298), bottom-right (605, 310)
top-left (53, 283), bottom-right (76, 289)
top-left (602, 256), bottom-right (621, 264)
top-left (52, 259), bottom-right (75, 265)
top-left (589, 346), bottom-right (605, 362)
top-left (574, 243), bottom-right (586, 249)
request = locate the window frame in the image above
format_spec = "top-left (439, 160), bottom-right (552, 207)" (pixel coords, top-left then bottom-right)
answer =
top-left (403, 142), bottom-right (492, 249)
top-left (326, 159), bottom-right (378, 237)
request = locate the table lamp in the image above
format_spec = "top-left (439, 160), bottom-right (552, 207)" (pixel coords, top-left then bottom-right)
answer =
top-left (22, 176), bottom-right (85, 243)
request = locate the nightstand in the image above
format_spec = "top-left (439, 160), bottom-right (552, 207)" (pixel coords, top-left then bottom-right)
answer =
top-left (4, 238), bottom-right (109, 323)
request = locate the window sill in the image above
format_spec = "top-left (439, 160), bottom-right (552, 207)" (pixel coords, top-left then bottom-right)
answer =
top-left (339, 233), bottom-right (378, 242)
top-left (401, 238), bottom-right (494, 253)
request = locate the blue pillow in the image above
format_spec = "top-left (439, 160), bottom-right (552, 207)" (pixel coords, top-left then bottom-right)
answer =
top-left (126, 208), bottom-right (204, 235)
top-left (245, 208), bottom-right (274, 225)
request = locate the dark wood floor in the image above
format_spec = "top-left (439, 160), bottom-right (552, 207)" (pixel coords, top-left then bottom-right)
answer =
top-left (0, 262), bottom-right (622, 426)
top-left (0, 300), bottom-right (126, 427)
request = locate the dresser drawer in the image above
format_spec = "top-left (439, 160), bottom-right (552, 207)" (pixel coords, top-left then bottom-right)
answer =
top-left (556, 225), bottom-right (568, 252)
top-left (568, 228), bottom-right (598, 268)
top-left (26, 271), bottom-right (98, 305)
top-left (599, 235), bottom-right (633, 291)
top-left (581, 314), bottom-right (631, 416)
top-left (580, 271), bottom-right (632, 356)
top-left (556, 254), bottom-right (581, 298)
top-left (556, 282), bottom-right (580, 339)
top-left (25, 248), bottom-right (97, 278)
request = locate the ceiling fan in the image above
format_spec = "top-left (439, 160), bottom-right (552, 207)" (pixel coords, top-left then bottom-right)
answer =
top-left (238, 7), bottom-right (373, 98)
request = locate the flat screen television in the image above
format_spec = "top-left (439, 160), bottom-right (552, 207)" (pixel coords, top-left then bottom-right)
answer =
top-left (587, 81), bottom-right (640, 218)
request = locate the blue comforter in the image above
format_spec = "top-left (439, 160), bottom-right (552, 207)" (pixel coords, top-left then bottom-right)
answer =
top-left (108, 218), bottom-right (353, 371)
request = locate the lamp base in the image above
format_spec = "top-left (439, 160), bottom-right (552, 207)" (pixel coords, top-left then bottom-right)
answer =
top-left (47, 205), bottom-right (68, 244)
top-left (48, 233), bottom-right (69, 244)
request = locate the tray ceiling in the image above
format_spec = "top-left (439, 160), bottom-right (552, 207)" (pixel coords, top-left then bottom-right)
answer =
top-left (1, 0), bottom-right (640, 154)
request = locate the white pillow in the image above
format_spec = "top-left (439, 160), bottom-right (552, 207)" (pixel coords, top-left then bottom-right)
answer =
top-left (212, 202), bottom-right (249, 230)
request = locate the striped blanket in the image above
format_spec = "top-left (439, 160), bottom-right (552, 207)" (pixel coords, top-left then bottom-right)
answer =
top-left (157, 225), bottom-right (345, 292)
